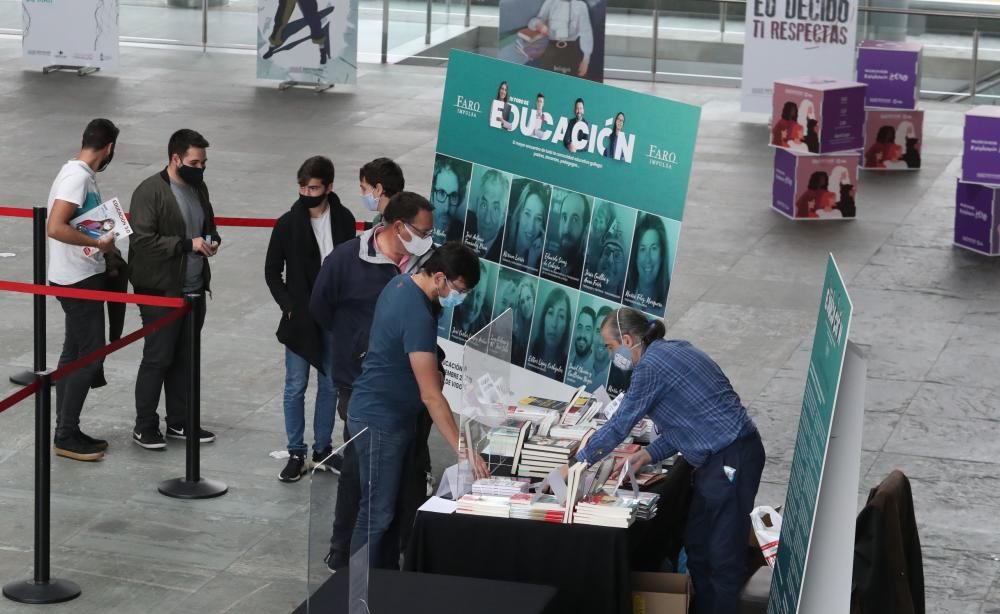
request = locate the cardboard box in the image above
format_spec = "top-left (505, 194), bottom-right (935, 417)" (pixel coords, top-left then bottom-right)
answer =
top-left (955, 180), bottom-right (1000, 256)
top-left (862, 108), bottom-right (923, 170)
top-left (632, 572), bottom-right (690, 614)
top-left (773, 148), bottom-right (859, 220)
top-left (771, 77), bottom-right (867, 154)
top-left (856, 40), bottom-right (922, 109)
top-left (963, 106), bottom-right (1000, 185)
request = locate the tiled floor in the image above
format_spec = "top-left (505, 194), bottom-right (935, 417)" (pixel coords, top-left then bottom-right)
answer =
top-left (0, 37), bottom-right (998, 613)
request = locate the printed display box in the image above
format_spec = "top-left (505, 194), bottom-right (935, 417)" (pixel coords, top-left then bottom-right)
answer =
top-left (963, 106), bottom-right (1000, 186)
top-left (773, 148), bottom-right (859, 220)
top-left (954, 180), bottom-right (1000, 256)
top-left (862, 108), bottom-right (923, 170)
top-left (771, 77), bottom-right (867, 154)
top-left (856, 40), bottom-right (922, 110)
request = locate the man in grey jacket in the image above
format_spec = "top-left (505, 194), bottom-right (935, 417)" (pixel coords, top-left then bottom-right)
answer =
top-left (128, 129), bottom-right (221, 450)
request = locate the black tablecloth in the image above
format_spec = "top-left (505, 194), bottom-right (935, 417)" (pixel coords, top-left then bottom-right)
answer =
top-left (292, 568), bottom-right (557, 614)
top-left (405, 511), bottom-right (632, 614)
top-left (403, 459), bottom-right (695, 614)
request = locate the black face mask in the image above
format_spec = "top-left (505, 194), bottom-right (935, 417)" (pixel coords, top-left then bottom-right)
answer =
top-left (299, 193), bottom-right (327, 209)
top-left (177, 163), bottom-right (205, 186)
top-left (97, 151), bottom-right (114, 173)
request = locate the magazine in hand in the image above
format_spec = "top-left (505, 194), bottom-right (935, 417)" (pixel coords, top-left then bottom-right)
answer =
top-left (71, 197), bottom-right (132, 257)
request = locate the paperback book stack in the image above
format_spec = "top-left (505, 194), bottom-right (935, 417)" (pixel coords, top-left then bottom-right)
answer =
top-left (456, 495), bottom-right (511, 518)
top-left (573, 493), bottom-right (639, 528)
top-left (513, 436), bottom-right (580, 479)
top-left (616, 490), bottom-right (660, 521)
top-left (510, 493), bottom-right (565, 523)
top-left (472, 477), bottom-right (531, 497)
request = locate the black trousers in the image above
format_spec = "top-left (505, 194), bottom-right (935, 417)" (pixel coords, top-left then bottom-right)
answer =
top-left (533, 39), bottom-right (584, 75)
top-left (329, 387), bottom-right (434, 568)
top-left (53, 273), bottom-right (107, 440)
top-left (134, 293), bottom-right (206, 431)
top-left (685, 430), bottom-right (766, 614)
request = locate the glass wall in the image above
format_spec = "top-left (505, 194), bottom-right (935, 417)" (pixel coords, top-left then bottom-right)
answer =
top-left (1, 0), bottom-right (998, 102)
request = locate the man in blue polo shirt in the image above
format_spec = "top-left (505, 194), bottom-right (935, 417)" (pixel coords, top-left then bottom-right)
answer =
top-left (572, 307), bottom-right (765, 614)
top-left (348, 241), bottom-right (489, 569)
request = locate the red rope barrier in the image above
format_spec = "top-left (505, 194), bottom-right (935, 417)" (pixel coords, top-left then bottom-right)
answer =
top-left (0, 304), bottom-right (191, 415)
top-left (0, 380), bottom-right (41, 414)
top-left (1, 205), bottom-right (367, 231)
top-left (0, 206), bottom-right (33, 218)
top-left (49, 303), bottom-right (190, 385)
top-left (0, 280), bottom-right (185, 308)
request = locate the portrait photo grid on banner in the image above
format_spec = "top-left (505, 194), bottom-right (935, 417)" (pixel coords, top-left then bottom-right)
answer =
top-left (431, 51), bottom-right (700, 395)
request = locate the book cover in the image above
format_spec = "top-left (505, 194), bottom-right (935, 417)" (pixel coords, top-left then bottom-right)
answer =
top-left (70, 197), bottom-right (132, 257)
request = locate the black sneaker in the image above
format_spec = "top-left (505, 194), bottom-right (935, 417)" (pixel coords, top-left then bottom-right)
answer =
top-left (54, 434), bottom-right (105, 462)
top-left (132, 428), bottom-right (166, 450)
top-left (165, 425), bottom-right (216, 443)
top-left (279, 454), bottom-right (306, 483)
top-left (312, 448), bottom-right (343, 474)
top-left (78, 430), bottom-right (108, 451)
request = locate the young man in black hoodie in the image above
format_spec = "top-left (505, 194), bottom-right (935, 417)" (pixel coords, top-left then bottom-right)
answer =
top-left (265, 156), bottom-right (357, 482)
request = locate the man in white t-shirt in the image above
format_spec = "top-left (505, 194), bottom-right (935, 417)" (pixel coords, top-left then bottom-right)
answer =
top-left (264, 156), bottom-right (357, 482)
top-left (46, 118), bottom-right (119, 462)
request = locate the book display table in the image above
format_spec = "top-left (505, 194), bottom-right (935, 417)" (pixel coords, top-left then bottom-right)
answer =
top-left (404, 460), bottom-right (694, 614)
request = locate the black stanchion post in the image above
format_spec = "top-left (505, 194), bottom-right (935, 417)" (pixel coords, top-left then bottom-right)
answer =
top-left (9, 207), bottom-right (49, 387)
top-left (2, 371), bottom-right (81, 604)
top-left (158, 293), bottom-right (227, 500)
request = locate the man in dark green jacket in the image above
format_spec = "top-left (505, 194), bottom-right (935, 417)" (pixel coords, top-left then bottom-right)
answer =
top-left (128, 129), bottom-right (221, 450)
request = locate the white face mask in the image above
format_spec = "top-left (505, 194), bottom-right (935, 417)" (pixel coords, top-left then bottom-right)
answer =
top-left (398, 223), bottom-right (433, 256)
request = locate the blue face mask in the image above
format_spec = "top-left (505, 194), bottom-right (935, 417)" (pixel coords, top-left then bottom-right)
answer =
top-left (439, 278), bottom-right (468, 309)
top-left (361, 191), bottom-right (380, 212)
top-left (612, 310), bottom-right (640, 371)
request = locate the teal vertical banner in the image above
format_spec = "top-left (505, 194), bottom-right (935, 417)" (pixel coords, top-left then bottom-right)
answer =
top-left (768, 254), bottom-right (854, 614)
top-left (432, 50), bottom-right (700, 391)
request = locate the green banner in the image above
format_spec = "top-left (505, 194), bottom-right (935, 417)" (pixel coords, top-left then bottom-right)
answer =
top-left (433, 50), bottom-right (700, 393)
top-left (768, 254), bottom-right (854, 614)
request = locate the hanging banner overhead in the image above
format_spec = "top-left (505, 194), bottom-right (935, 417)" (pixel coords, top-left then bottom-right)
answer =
top-left (741, 0), bottom-right (860, 113)
top-left (497, 0), bottom-right (607, 83)
top-left (257, 0), bottom-right (358, 85)
top-left (432, 50), bottom-right (700, 398)
top-left (22, 0), bottom-right (120, 69)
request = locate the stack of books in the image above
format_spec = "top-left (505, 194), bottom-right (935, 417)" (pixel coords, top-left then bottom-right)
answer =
top-left (482, 424), bottom-right (523, 458)
top-left (573, 493), bottom-right (639, 528)
top-left (509, 493), bottom-right (565, 523)
top-left (618, 491), bottom-right (660, 521)
top-left (472, 477), bottom-right (531, 497)
top-left (514, 436), bottom-right (579, 478)
top-left (456, 494), bottom-right (511, 518)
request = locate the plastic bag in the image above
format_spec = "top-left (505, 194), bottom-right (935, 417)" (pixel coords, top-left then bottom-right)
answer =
top-left (750, 506), bottom-right (782, 568)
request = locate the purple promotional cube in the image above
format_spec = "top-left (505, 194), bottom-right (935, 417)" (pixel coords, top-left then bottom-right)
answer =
top-left (862, 109), bottom-right (923, 170)
top-left (857, 40), bottom-right (922, 109)
top-left (771, 78), bottom-right (867, 154)
top-left (773, 148), bottom-right (859, 220)
top-left (963, 106), bottom-right (1000, 186)
top-left (954, 180), bottom-right (1000, 256)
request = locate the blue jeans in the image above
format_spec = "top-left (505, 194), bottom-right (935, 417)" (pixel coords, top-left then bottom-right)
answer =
top-left (282, 332), bottom-right (335, 455)
top-left (349, 416), bottom-right (414, 569)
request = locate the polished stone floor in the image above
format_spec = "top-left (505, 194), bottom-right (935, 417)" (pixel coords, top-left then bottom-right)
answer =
top-left (0, 38), bottom-right (999, 613)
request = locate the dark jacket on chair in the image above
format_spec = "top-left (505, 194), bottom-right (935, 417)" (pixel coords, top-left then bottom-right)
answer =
top-left (264, 194), bottom-right (356, 373)
top-left (851, 470), bottom-right (925, 614)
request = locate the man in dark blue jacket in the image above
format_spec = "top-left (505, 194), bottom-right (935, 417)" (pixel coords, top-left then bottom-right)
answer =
top-left (264, 156), bottom-right (356, 483)
top-left (310, 191), bottom-right (435, 569)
